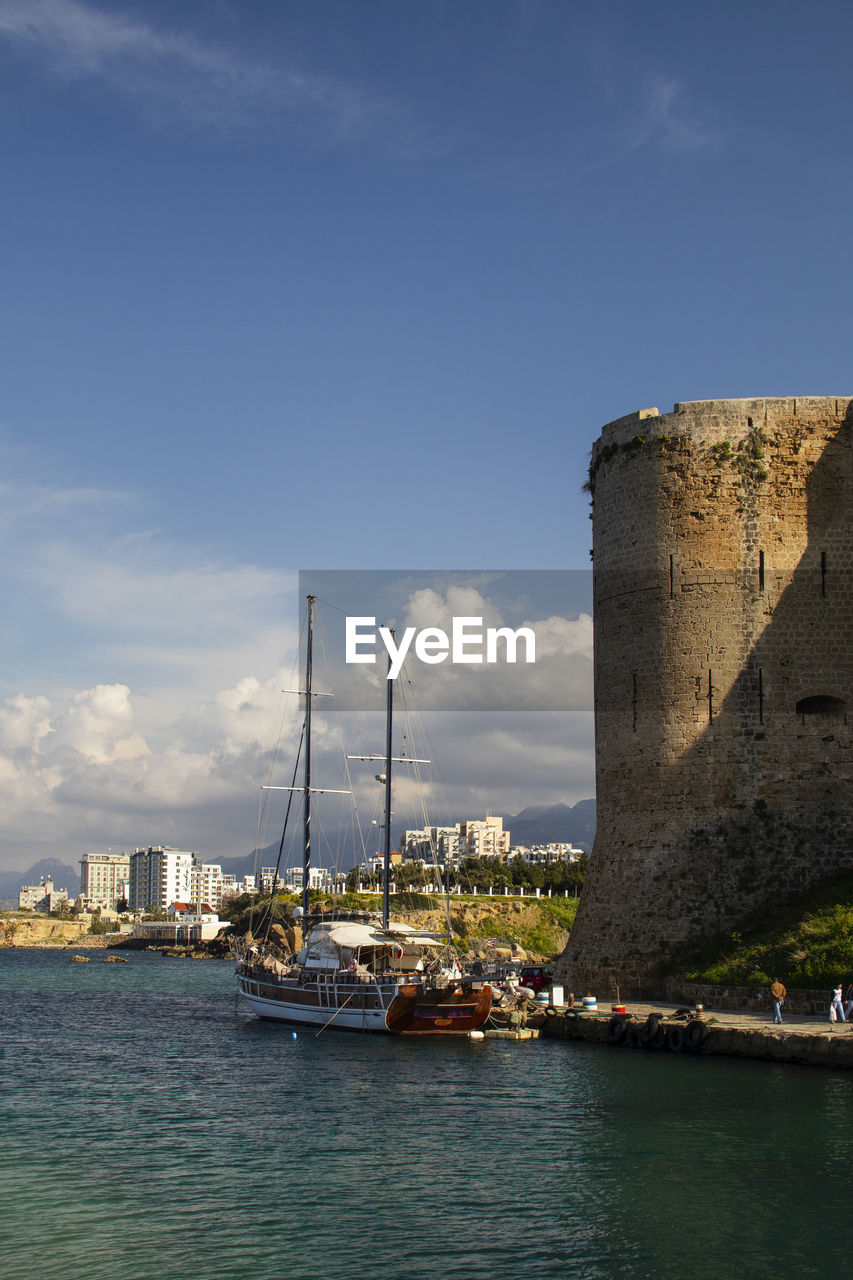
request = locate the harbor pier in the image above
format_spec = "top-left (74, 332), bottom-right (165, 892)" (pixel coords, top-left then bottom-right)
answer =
top-left (542, 1002), bottom-right (853, 1070)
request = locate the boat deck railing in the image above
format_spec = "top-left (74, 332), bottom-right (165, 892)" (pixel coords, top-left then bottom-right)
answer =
top-left (237, 961), bottom-right (425, 991)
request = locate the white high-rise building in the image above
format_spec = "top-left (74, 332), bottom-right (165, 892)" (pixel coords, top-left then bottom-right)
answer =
top-left (128, 847), bottom-right (247, 912)
top-left (80, 851), bottom-right (132, 910)
top-left (191, 862), bottom-right (236, 911)
top-left (128, 847), bottom-right (196, 912)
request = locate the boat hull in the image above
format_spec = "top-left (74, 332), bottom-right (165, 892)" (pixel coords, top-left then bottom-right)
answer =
top-left (386, 982), bottom-right (493, 1035)
top-left (237, 968), bottom-right (491, 1035)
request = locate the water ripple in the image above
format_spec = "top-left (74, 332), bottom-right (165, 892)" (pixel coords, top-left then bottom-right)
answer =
top-left (2, 950), bottom-right (851, 1279)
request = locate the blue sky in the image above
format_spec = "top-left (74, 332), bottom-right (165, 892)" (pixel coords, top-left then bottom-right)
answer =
top-left (0, 0), bottom-right (851, 875)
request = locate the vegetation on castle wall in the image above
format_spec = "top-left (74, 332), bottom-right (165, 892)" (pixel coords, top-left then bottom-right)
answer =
top-left (675, 871), bottom-right (853, 989)
top-left (583, 434), bottom-right (648, 495)
top-left (584, 421), bottom-right (771, 501)
top-left (734, 426), bottom-right (769, 487)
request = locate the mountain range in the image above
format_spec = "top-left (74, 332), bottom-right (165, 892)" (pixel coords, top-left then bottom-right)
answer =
top-left (496, 799), bottom-right (596, 850)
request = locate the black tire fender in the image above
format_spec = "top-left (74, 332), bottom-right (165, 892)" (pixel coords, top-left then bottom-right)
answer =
top-left (640, 1013), bottom-right (661, 1045)
top-left (624, 1025), bottom-right (642, 1050)
top-left (606, 1015), bottom-right (627, 1045)
top-left (545, 1005), bottom-right (558, 1018)
top-left (684, 1019), bottom-right (708, 1051)
top-left (649, 1025), bottom-right (667, 1050)
top-left (666, 1024), bottom-right (685, 1052)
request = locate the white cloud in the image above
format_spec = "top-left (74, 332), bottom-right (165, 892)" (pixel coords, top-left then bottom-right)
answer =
top-left (31, 536), bottom-right (291, 655)
top-left (0, 670), bottom-right (302, 866)
top-left (397, 585), bottom-right (593, 711)
top-left (632, 74), bottom-right (722, 156)
top-left (0, 485), bottom-right (595, 874)
top-left (0, 693), bottom-right (52, 753)
top-left (0, 464), bottom-right (305, 870)
top-left (50, 683), bottom-right (148, 765)
top-left (0, 0), bottom-right (403, 143)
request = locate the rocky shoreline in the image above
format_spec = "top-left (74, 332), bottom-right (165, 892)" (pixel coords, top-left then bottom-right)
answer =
top-left (1, 917), bottom-right (116, 948)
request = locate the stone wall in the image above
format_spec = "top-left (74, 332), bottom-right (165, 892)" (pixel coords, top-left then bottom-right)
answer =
top-left (555, 397), bottom-right (853, 995)
top-left (662, 978), bottom-right (838, 1018)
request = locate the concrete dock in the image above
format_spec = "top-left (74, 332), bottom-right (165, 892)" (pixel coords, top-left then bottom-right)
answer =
top-left (541, 1002), bottom-right (853, 1069)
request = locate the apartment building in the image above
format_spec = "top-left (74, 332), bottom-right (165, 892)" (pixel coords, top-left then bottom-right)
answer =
top-left (257, 867), bottom-right (287, 895)
top-left (127, 846), bottom-right (254, 912)
top-left (459, 816), bottom-right (510, 858)
top-left (286, 864), bottom-right (347, 893)
top-left (401, 816), bottom-right (511, 864)
top-left (400, 825), bottom-right (460, 862)
top-left (79, 851), bottom-right (131, 910)
top-left (509, 843), bottom-right (585, 866)
top-left (128, 847), bottom-right (196, 912)
top-left (18, 877), bottom-right (69, 912)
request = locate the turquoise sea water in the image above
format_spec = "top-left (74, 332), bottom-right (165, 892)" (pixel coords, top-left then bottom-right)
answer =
top-left (2, 948), bottom-right (852, 1280)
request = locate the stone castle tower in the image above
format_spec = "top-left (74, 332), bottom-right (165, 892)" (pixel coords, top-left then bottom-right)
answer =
top-left (556, 396), bottom-right (853, 996)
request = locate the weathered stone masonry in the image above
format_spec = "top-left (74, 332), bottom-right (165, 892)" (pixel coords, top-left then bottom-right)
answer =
top-left (555, 397), bottom-right (853, 996)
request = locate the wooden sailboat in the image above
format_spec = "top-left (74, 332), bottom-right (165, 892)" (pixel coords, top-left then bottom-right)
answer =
top-left (235, 595), bottom-right (492, 1035)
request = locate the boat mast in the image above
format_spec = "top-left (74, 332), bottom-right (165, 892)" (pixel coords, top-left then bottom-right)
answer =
top-left (303, 595), bottom-right (315, 918)
top-left (268, 597), bottom-right (348, 918)
top-left (382, 639), bottom-right (393, 931)
top-left (346, 627), bottom-right (428, 931)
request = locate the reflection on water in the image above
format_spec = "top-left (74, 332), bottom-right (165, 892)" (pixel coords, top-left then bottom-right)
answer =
top-left (1, 949), bottom-right (851, 1280)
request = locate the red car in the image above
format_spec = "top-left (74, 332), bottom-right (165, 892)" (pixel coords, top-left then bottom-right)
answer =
top-left (519, 966), bottom-right (553, 994)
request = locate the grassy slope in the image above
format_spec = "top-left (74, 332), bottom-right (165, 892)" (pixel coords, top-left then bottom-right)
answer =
top-left (677, 871), bottom-right (853, 989)
top-left (228, 892), bottom-right (578, 961)
top-left (448, 895), bottom-right (578, 958)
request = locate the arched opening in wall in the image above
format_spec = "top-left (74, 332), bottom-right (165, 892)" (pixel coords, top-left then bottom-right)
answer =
top-left (795, 695), bottom-right (847, 723)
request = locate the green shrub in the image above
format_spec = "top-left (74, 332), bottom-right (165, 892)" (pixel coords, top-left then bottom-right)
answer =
top-left (678, 872), bottom-right (853, 989)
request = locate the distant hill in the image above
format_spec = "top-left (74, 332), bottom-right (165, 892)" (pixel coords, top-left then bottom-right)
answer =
top-left (217, 843), bottom-right (286, 878)
top-left (499, 800), bottom-right (596, 851)
top-left (0, 857), bottom-right (80, 907)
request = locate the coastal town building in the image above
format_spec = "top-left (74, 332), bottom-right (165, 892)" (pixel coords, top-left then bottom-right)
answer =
top-left (191, 861), bottom-right (238, 911)
top-left (286, 864), bottom-right (346, 893)
top-left (126, 847), bottom-right (252, 912)
top-left (132, 903), bottom-right (228, 944)
top-left (168, 901), bottom-right (216, 922)
top-left (129, 847), bottom-right (196, 912)
top-left (400, 825), bottom-right (460, 863)
top-left (401, 816), bottom-right (510, 865)
top-left (509, 843), bottom-right (585, 866)
top-left (18, 877), bottom-right (69, 912)
top-left (224, 874), bottom-right (256, 899)
top-left (257, 867), bottom-right (286, 895)
top-left (460, 816), bottom-right (510, 858)
top-left (79, 851), bottom-right (131, 911)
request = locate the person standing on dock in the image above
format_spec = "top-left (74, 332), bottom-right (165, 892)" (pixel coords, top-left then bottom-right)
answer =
top-left (831, 984), bottom-right (846, 1023)
top-left (843, 981), bottom-right (853, 1021)
top-left (770, 978), bottom-right (786, 1024)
